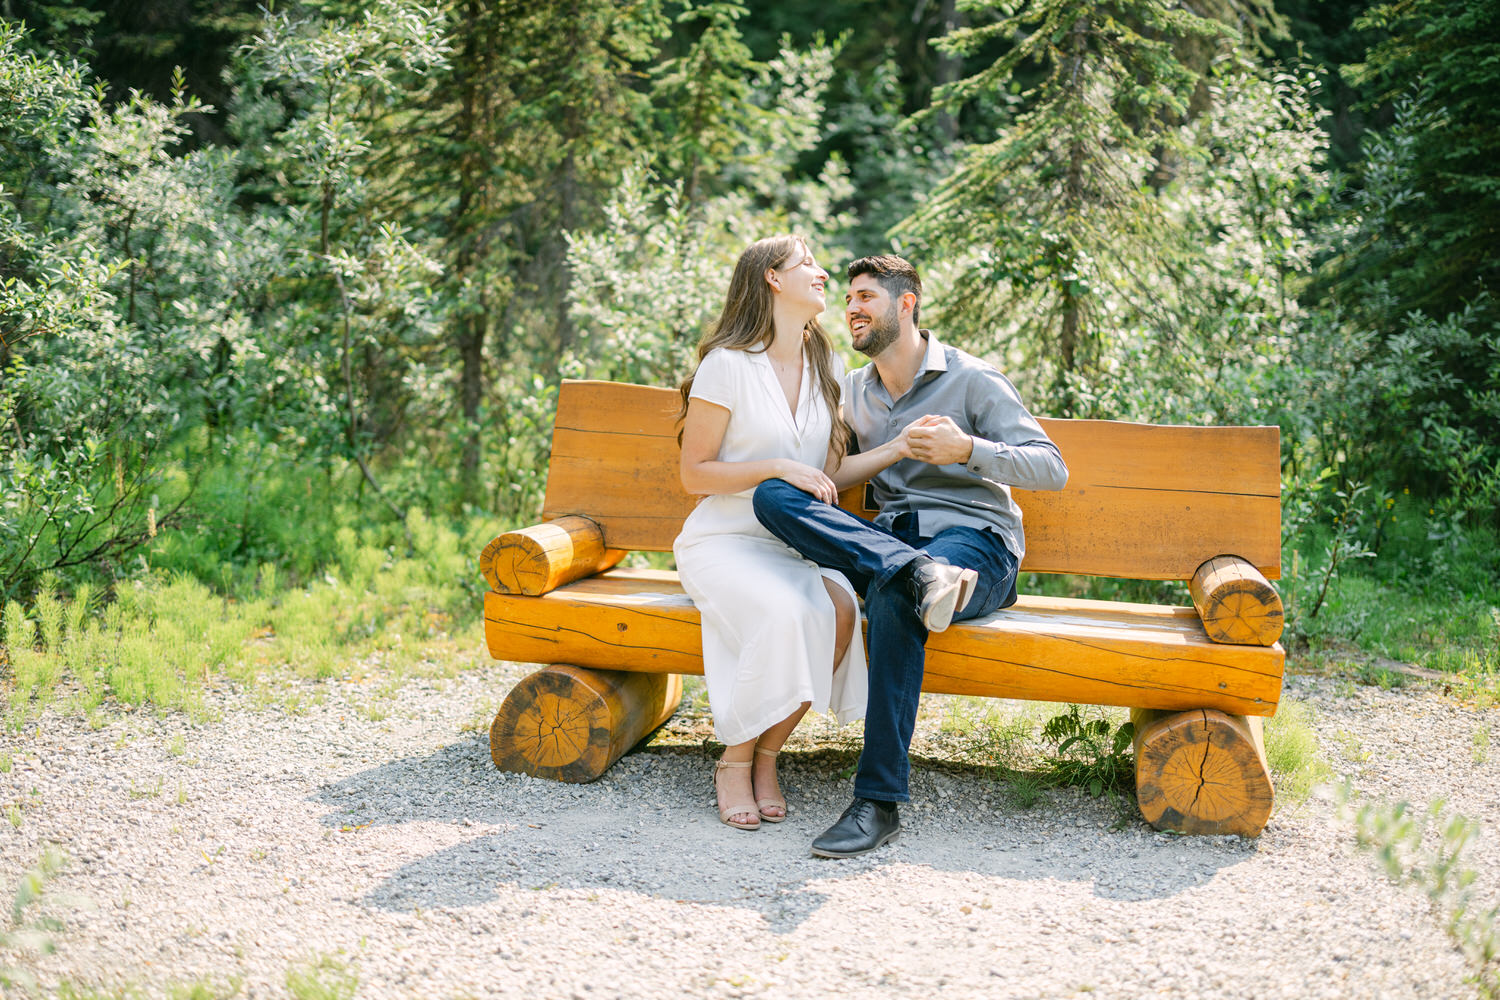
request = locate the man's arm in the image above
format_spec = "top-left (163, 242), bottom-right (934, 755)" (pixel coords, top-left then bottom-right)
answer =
top-left (964, 367), bottom-right (1067, 490)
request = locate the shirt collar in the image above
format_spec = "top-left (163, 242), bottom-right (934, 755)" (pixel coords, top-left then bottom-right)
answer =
top-left (746, 348), bottom-right (811, 371)
top-left (852, 329), bottom-right (948, 406)
top-left (916, 329), bottom-right (948, 375)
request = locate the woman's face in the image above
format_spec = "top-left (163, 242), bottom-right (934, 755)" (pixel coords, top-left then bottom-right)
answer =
top-left (769, 243), bottom-right (828, 318)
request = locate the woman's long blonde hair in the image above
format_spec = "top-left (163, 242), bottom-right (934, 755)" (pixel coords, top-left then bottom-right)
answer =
top-left (677, 235), bottom-right (850, 463)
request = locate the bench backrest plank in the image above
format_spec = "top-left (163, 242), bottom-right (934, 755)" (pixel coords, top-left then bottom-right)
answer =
top-left (542, 379), bottom-right (1281, 581)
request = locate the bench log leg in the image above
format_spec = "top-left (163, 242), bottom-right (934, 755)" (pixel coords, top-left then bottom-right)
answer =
top-left (1130, 708), bottom-right (1274, 837)
top-left (490, 664), bottom-right (682, 782)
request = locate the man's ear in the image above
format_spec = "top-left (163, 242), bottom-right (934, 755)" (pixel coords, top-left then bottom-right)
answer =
top-left (900, 291), bottom-right (917, 317)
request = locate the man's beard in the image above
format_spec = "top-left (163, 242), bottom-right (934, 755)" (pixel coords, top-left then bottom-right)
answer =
top-left (852, 300), bottom-right (900, 357)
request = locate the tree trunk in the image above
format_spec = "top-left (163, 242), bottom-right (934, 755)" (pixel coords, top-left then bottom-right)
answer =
top-left (450, 0), bottom-right (493, 506)
top-left (1056, 16), bottom-right (1090, 411)
top-left (932, 0), bottom-right (963, 148)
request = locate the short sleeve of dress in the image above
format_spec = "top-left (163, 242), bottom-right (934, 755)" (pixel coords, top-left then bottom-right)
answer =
top-left (689, 348), bottom-right (736, 411)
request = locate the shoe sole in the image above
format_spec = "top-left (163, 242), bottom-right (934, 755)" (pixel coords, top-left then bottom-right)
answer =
top-left (809, 828), bottom-right (900, 858)
top-left (920, 568), bottom-right (979, 633)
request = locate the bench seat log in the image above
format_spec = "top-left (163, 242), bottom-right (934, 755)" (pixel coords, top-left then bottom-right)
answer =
top-left (484, 568), bottom-right (1283, 717)
top-left (490, 664), bottom-right (682, 782)
top-left (1190, 555), bottom-right (1284, 646)
top-left (1130, 707), bottom-right (1275, 837)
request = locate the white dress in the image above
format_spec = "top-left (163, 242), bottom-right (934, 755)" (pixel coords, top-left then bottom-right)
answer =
top-left (673, 346), bottom-right (869, 747)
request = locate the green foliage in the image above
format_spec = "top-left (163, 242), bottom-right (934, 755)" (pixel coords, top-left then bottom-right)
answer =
top-left (1089, 66), bottom-right (1329, 426)
top-left (824, 57), bottom-right (949, 252)
top-left (1293, 0), bottom-right (1500, 526)
top-left (564, 33), bottom-right (855, 391)
top-left (1297, 93), bottom-right (1500, 521)
top-left (227, 1), bottom-right (450, 482)
top-left (651, 1), bottom-right (763, 205)
top-left (0, 21), bottom-right (177, 598)
top-left (1039, 705), bottom-right (1135, 797)
top-left (1344, 0), bottom-right (1500, 325)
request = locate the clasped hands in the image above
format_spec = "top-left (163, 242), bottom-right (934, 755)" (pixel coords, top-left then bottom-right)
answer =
top-left (778, 414), bottom-right (973, 505)
top-left (901, 414), bottom-right (974, 466)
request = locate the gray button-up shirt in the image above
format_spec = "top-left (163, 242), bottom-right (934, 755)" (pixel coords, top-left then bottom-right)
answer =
top-left (843, 330), bottom-right (1068, 562)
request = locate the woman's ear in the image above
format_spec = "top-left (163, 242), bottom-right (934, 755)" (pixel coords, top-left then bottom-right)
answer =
top-left (765, 268), bottom-right (781, 292)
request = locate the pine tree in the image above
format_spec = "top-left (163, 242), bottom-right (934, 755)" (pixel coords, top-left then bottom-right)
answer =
top-left (899, 0), bottom-right (1230, 413)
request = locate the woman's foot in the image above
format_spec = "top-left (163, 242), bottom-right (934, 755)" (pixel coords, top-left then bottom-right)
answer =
top-left (714, 758), bottom-right (760, 831)
top-left (753, 747), bottom-right (787, 822)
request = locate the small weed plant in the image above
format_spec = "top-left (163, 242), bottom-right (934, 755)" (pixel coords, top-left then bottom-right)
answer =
top-left (1344, 793), bottom-right (1499, 990)
top-left (1040, 705), bottom-right (1135, 797)
top-left (1, 848), bottom-right (70, 993)
top-left (286, 954), bottom-right (358, 1000)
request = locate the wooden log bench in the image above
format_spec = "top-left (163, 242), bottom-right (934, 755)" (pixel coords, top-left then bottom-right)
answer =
top-left (480, 379), bottom-right (1287, 837)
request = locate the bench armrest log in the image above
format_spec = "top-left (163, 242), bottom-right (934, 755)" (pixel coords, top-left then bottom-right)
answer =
top-left (479, 515), bottom-right (626, 596)
top-left (1190, 555), bottom-right (1284, 646)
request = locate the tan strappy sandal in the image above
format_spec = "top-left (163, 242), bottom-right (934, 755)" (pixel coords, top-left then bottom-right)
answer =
top-left (754, 746), bottom-right (787, 823)
top-left (713, 759), bottom-right (760, 831)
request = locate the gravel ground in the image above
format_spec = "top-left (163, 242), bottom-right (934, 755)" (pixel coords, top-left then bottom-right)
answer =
top-left (2, 654), bottom-right (1498, 1000)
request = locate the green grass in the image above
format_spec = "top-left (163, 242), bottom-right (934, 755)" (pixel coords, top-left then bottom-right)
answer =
top-left (0, 501), bottom-right (493, 729)
top-left (1262, 699), bottom-right (1332, 804)
top-left (1281, 507), bottom-right (1500, 696)
top-left (51, 976), bottom-right (243, 1000)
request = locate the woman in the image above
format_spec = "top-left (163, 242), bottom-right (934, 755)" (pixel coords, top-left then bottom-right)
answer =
top-left (674, 235), bottom-right (913, 831)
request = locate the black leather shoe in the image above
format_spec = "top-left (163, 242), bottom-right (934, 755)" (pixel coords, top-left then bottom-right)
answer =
top-left (810, 797), bottom-right (901, 858)
top-left (906, 557), bottom-right (979, 633)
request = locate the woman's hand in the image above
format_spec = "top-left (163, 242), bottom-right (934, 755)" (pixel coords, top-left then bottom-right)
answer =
top-left (777, 461), bottom-right (839, 505)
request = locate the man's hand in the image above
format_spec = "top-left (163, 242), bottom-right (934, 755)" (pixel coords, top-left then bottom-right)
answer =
top-left (906, 414), bottom-right (974, 465)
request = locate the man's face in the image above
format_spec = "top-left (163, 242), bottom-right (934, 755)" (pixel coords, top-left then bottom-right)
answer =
top-left (845, 274), bottom-right (901, 358)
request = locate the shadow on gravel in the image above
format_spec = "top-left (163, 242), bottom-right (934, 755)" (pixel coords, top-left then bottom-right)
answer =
top-left (309, 741), bottom-right (1258, 932)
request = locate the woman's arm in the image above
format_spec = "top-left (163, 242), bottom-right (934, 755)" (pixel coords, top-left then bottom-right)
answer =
top-left (680, 398), bottom-right (838, 503)
top-left (825, 422), bottom-right (914, 490)
top-left (827, 438), bottom-right (904, 490)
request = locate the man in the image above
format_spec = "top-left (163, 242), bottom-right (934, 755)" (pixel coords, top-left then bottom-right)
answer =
top-left (751, 254), bottom-right (1069, 858)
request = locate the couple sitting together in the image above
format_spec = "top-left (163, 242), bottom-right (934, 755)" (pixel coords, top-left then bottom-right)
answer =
top-left (673, 236), bottom-right (1069, 858)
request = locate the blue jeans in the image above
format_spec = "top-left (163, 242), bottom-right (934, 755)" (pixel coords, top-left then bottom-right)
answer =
top-left (751, 478), bottom-right (1019, 802)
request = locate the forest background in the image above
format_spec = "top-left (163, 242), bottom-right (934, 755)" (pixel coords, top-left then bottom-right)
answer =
top-left (0, 0), bottom-right (1497, 720)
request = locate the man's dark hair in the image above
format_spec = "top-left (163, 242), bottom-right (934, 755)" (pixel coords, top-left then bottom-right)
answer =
top-left (847, 254), bottom-right (921, 327)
